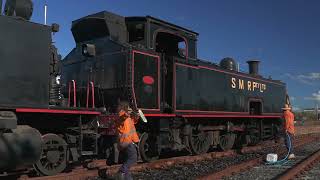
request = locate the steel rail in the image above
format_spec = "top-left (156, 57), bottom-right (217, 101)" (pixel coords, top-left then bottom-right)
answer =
top-left (277, 148), bottom-right (320, 180)
top-left (197, 136), bottom-right (317, 180)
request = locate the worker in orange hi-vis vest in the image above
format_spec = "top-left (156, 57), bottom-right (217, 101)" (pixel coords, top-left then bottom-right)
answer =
top-left (115, 101), bottom-right (140, 180)
top-left (282, 103), bottom-right (295, 159)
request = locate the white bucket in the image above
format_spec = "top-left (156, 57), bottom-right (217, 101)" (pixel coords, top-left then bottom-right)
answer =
top-left (266, 153), bottom-right (278, 163)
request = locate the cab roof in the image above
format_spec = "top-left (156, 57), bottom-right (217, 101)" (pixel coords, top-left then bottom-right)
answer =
top-left (125, 16), bottom-right (199, 37)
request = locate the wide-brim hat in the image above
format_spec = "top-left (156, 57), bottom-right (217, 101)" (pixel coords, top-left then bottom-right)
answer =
top-left (281, 104), bottom-right (291, 110)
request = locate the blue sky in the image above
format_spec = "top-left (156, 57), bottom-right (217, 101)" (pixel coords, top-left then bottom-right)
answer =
top-left (24, 0), bottom-right (320, 109)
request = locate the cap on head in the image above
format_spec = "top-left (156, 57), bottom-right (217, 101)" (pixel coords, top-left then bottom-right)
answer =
top-left (282, 104), bottom-right (291, 110)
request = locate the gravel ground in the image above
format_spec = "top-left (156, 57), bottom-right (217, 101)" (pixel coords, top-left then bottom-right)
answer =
top-left (298, 158), bottom-right (320, 180)
top-left (225, 141), bottom-right (320, 180)
top-left (131, 144), bottom-right (287, 180)
top-left (93, 136), bottom-right (318, 180)
top-left (132, 154), bottom-right (260, 180)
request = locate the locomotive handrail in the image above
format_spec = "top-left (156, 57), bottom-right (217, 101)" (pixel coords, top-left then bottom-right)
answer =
top-left (68, 80), bottom-right (77, 108)
top-left (86, 81), bottom-right (95, 109)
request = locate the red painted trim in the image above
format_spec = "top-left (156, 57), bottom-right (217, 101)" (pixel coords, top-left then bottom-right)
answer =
top-left (86, 82), bottom-right (90, 108)
top-left (176, 63), bottom-right (198, 69)
top-left (176, 62), bottom-right (283, 86)
top-left (131, 50), bottom-right (161, 111)
top-left (263, 113), bottom-right (283, 116)
top-left (175, 110), bottom-right (248, 114)
top-left (140, 113), bottom-right (281, 118)
top-left (140, 108), bottom-right (162, 111)
top-left (173, 62), bottom-right (284, 113)
top-left (145, 114), bottom-right (176, 117)
top-left (86, 81), bottom-right (95, 108)
top-left (173, 63), bottom-right (177, 111)
top-left (68, 80), bottom-right (77, 108)
top-left (142, 113), bottom-right (281, 118)
top-left (16, 108), bottom-right (101, 115)
top-left (182, 114), bottom-right (281, 118)
top-left (68, 82), bottom-right (71, 107)
top-left (91, 82), bottom-right (95, 108)
top-left (132, 50), bottom-right (160, 58)
top-left (131, 52), bottom-right (137, 109)
top-left (73, 80), bottom-right (76, 107)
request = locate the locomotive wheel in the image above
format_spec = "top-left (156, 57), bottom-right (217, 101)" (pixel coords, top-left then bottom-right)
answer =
top-left (34, 134), bottom-right (68, 176)
top-left (218, 133), bottom-right (236, 151)
top-left (139, 133), bottom-right (159, 162)
top-left (189, 125), bottom-right (212, 155)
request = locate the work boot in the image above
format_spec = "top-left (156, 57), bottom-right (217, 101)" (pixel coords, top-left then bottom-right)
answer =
top-left (114, 172), bottom-right (125, 180)
top-left (98, 168), bottom-right (107, 178)
top-left (288, 154), bottom-right (295, 159)
top-left (125, 172), bottom-right (133, 180)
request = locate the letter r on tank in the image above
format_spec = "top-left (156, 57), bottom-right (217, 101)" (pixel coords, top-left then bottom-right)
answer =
top-left (247, 81), bottom-right (252, 91)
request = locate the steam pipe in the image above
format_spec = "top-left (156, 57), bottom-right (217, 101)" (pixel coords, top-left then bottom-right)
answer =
top-left (44, 4), bottom-right (47, 25)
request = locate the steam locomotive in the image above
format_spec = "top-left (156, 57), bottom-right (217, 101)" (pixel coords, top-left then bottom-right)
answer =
top-left (0, 0), bottom-right (289, 176)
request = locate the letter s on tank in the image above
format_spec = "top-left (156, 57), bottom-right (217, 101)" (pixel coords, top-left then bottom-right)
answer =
top-left (231, 77), bottom-right (236, 89)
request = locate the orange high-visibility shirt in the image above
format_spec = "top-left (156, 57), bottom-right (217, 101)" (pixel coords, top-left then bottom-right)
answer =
top-left (284, 111), bottom-right (295, 135)
top-left (117, 110), bottom-right (139, 144)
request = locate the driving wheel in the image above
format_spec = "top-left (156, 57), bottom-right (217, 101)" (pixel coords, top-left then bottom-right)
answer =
top-left (34, 133), bottom-right (68, 176)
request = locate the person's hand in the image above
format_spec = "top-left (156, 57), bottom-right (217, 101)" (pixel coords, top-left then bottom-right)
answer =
top-left (131, 111), bottom-right (140, 119)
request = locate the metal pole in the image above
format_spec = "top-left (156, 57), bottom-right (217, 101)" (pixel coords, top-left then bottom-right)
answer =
top-left (44, 4), bottom-right (47, 25)
top-left (316, 104), bottom-right (319, 120)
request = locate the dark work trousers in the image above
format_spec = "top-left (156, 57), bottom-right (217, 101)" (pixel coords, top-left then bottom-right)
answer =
top-left (119, 143), bottom-right (138, 180)
top-left (284, 132), bottom-right (294, 154)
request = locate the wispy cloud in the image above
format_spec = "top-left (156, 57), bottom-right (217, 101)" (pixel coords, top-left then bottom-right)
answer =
top-left (304, 90), bottom-right (320, 101)
top-left (297, 73), bottom-right (320, 80)
top-left (283, 73), bottom-right (320, 85)
top-left (292, 106), bottom-right (301, 111)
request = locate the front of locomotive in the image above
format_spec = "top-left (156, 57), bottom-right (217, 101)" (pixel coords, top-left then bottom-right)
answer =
top-left (61, 11), bottom-right (132, 112)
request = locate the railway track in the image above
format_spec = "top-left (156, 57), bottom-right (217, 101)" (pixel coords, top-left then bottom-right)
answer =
top-left (277, 146), bottom-right (320, 179)
top-left (14, 143), bottom-right (267, 180)
top-left (198, 134), bottom-right (320, 180)
top-left (5, 134), bottom-right (318, 180)
top-left (133, 134), bottom-right (320, 180)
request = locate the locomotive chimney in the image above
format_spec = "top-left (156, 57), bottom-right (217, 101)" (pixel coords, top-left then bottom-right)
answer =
top-left (247, 60), bottom-right (260, 76)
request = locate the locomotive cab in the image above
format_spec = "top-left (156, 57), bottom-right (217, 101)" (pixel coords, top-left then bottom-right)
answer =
top-left (126, 16), bottom-right (199, 113)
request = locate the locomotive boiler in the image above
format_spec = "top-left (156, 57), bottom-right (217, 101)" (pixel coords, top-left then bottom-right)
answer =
top-left (62, 11), bottom-right (289, 162)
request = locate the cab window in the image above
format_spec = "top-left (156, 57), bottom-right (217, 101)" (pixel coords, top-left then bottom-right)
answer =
top-left (127, 23), bottom-right (145, 43)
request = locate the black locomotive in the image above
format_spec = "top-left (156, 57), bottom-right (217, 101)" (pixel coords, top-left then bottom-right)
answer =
top-left (0, 0), bottom-right (289, 177)
top-left (62, 11), bottom-right (288, 161)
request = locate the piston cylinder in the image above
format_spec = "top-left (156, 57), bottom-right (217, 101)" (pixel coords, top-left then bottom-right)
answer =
top-left (0, 125), bottom-right (42, 170)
